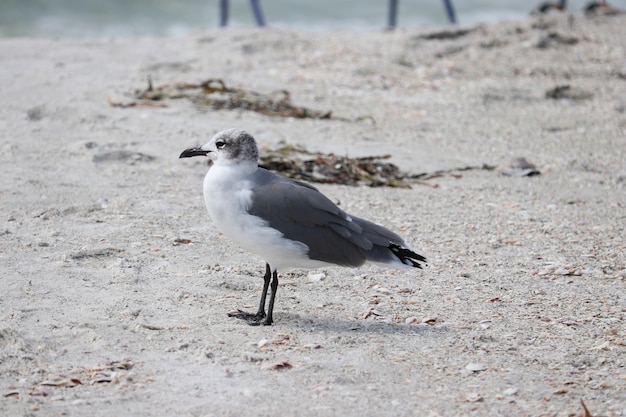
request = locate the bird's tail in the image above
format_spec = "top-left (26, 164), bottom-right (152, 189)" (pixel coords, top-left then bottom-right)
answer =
top-left (389, 243), bottom-right (427, 269)
top-left (350, 216), bottom-right (428, 269)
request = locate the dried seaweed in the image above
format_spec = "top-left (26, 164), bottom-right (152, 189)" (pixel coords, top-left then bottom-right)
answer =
top-left (259, 143), bottom-right (497, 188)
top-left (545, 85), bottom-right (593, 101)
top-left (130, 78), bottom-right (333, 119)
top-left (416, 27), bottom-right (476, 40)
top-left (260, 144), bottom-right (406, 188)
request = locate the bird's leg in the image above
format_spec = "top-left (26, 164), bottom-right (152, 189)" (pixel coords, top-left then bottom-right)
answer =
top-left (262, 270), bottom-right (279, 326)
top-left (255, 263), bottom-right (272, 318)
top-left (227, 263), bottom-right (271, 325)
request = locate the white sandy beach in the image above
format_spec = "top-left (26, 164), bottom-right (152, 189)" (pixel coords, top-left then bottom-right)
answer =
top-left (1, 11), bottom-right (625, 417)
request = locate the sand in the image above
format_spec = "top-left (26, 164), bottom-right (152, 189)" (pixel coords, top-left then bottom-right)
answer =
top-left (1, 11), bottom-right (625, 417)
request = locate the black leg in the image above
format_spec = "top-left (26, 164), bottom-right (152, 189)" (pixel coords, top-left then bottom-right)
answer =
top-left (263, 270), bottom-right (278, 326)
top-left (227, 263), bottom-right (272, 326)
top-left (255, 263), bottom-right (271, 318)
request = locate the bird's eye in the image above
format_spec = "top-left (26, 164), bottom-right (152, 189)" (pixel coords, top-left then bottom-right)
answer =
top-left (215, 140), bottom-right (226, 149)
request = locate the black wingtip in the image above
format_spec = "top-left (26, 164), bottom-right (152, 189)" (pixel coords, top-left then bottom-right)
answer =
top-left (389, 243), bottom-right (427, 269)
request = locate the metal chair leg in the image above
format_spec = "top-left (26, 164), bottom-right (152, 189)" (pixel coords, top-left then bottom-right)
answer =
top-left (219, 0), bottom-right (228, 27)
top-left (250, 0), bottom-right (266, 26)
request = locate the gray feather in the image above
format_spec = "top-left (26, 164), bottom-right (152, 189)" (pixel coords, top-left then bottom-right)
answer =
top-left (248, 168), bottom-right (419, 267)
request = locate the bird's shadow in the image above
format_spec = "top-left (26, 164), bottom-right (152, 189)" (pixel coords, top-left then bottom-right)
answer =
top-left (275, 312), bottom-right (450, 335)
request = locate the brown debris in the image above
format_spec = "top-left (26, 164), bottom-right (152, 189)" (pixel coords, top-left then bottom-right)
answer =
top-left (545, 85), bottom-right (593, 100)
top-left (173, 237), bottom-right (193, 244)
top-left (107, 97), bottom-right (168, 109)
top-left (68, 247), bottom-right (123, 260)
top-left (22, 360), bottom-right (134, 399)
top-left (128, 78), bottom-right (333, 120)
top-left (536, 32), bottom-right (579, 49)
top-left (579, 399), bottom-right (593, 417)
top-left (417, 27), bottom-right (476, 40)
top-left (260, 143), bottom-right (500, 188)
top-left (261, 361), bottom-right (293, 370)
top-left (260, 143), bottom-right (408, 188)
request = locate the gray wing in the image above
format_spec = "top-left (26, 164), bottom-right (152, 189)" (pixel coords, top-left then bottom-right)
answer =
top-left (248, 168), bottom-right (418, 267)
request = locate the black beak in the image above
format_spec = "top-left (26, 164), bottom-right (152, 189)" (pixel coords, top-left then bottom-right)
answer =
top-left (179, 147), bottom-right (209, 158)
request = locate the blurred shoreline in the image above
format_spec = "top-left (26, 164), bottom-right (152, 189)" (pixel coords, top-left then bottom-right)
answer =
top-left (1, 0), bottom-right (625, 38)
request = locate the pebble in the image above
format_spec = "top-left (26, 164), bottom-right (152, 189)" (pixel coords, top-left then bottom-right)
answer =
top-left (307, 272), bottom-right (325, 282)
top-left (465, 363), bottom-right (487, 372)
top-left (465, 392), bottom-right (483, 402)
top-left (373, 286), bottom-right (392, 295)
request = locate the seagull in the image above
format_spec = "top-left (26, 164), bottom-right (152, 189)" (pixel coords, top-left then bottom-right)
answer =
top-left (180, 129), bottom-right (426, 325)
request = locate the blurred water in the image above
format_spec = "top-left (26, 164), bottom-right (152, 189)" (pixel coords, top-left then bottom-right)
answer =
top-left (0, 0), bottom-right (624, 37)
